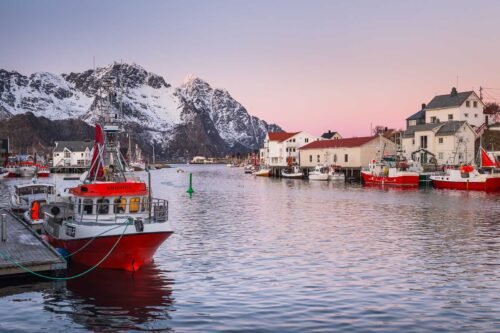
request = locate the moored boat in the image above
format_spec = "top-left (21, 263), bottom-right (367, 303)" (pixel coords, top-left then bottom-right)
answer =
top-left (281, 166), bottom-right (303, 179)
top-left (308, 165), bottom-right (329, 181)
top-left (253, 166), bottom-right (271, 177)
top-left (430, 165), bottom-right (500, 191)
top-left (328, 165), bottom-right (345, 181)
top-left (361, 159), bottom-right (419, 187)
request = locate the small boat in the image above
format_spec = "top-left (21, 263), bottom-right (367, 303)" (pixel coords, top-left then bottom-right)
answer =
top-left (281, 166), bottom-right (303, 179)
top-left (361, 159), bottom-right (419, 187)
top-left (18, 161), bottom-right (37, 178)
top-left (253, 166), bottom-right (271, 177)
top-left (328, 165), bottom-right (345, 181)
top-left (243, 165), bottom-right (254, 174)
top-left (10, 182), bottom-right (56, 218)
top-left (309, 165), bottom-right (329, 181)
top-left (36, 165), bottom-right (51, 177)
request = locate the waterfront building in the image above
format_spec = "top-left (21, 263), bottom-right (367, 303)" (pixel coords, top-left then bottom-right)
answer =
top-left (52, 141), bottom-right (93, 167)
top-left (260, 132), bottom-right (323, 167)
top-left (401, 121), bottom-right (476, 165)
top-left (424, 88), bottom-right (485, 128)
top-left (299, 136), bottom-right (396, 168)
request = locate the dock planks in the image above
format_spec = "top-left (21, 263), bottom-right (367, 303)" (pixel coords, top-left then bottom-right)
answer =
top-left (0, 209), bottom-right (66, 278)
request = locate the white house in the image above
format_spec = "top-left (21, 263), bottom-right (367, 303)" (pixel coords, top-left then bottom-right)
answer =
top-left (299, 136), bottom-right (396, 168)
top-left (401, 121), bottom-right (476, 165)
top-left (53, 141), bottom-right (94, 167)
top-left (424, 88), bottom-right (485, 128)
top-left (260, 132), bottom-right (323, 167)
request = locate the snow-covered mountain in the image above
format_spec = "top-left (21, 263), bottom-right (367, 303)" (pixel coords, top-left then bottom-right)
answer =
top-left (0, 63), bottom-right (282, 159)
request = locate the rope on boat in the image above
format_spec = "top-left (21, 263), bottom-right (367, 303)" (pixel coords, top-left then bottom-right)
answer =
top-left (0, 218), bottom-right (133, 281)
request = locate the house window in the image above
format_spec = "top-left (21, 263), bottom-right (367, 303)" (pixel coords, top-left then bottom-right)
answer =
top-left (458, 153), bottom-right (463, 160)
top-left (448, 114), bottom-right (453, 120)
top-left (438, 138), bottom-right (443, 144)
top-left (464, 113), bottom-right (468, 117)
top-left (474, 114), bottom-right (478, 118)
top-left (458, 136), bottom-right (463, 143)
top-left (412, 139), bottom-right (415, 145)
top-left (473, 101), bottom-right (478, 108)
top-left (292, 148), bottom-right (296, 152)
top-left (77, 160), bottom-right (85, 166)
top-left (409, 120), bottom-right (416, 126)
top-left (344, 154), bottom-right (348, 162)
top-left (317, 155), bottom-right (320, 163)
top-left (309, 155), bottom-right (312, 162)
top-left (420, 136), bottom-right (428, 149)
top-left (438, 152), bottom-right (444, 160)
top-left (466, 101), bottom-right (470, 107)
top-left (292, 139), bottom-right (296, 142)
top-left (333, 154), bottom-right (337, 163)
top-left (81, 153), bottom-right (84, 157)
top-left (64, 151), bottom-right (71, 158)
top-left (305, 138), bottom-right (309, 143)
top-left (430, 116), bottom-right (437, 123)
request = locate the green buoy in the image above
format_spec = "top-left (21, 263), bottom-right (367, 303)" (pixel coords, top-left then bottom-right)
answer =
top-left (187, 172), bottom-right (194, 195)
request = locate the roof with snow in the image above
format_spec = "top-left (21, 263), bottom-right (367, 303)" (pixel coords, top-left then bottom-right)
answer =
top-left (267, 132), bottom-right (300, 142)
top-left (300, 136), bottom-right (377, 150)
top-left (426, 89), bottom-right (475, 110)
top-left (54, 141), bottom-right (93, 152)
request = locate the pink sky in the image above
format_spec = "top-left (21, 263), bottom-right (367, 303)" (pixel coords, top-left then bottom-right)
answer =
top-left (1, 0), bottom-right (500, 137)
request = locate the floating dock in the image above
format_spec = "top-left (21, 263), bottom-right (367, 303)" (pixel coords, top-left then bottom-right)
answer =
top-left (0, 209), bottom-right (66, 278)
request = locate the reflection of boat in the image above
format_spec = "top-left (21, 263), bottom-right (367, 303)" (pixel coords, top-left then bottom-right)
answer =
top-left (309, 165), bottom-right (329, 181)
top-left (281, 166), bottom-right (303, 179)
top-left (61, 263), bottom-right (174, 332)
top-left (253, 166), bottom-right (271, 177)
top-left (43, 92), bottom-right (173, 271)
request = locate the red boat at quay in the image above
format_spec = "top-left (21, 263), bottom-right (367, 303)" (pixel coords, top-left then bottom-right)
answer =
top-left (361, 159), bottom-right (420, 187)
top-left (43, 96), bottom-right (173, 271)
top-left (430, 148), bottom-right (500, 192)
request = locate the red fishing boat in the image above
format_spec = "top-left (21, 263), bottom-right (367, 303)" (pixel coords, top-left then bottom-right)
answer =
top-left (43, 99), bottom-right (173, 271)
top-left (361, 158), bottom-right (419, 187)
top-left (430, 148), bottom-right (500, 192)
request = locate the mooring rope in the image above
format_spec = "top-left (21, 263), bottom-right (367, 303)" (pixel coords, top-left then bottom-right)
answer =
top-left (0, 218), bottom-right (133, 280)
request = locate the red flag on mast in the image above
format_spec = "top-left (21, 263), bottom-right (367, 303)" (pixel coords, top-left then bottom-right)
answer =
top-left (480, 147), bottom-right (496, 168)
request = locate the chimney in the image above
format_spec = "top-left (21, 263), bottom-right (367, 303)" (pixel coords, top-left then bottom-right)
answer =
top-left (421, 103), bottom-right (426, 109)
top-left (451, 87), bottom-right (458, 96)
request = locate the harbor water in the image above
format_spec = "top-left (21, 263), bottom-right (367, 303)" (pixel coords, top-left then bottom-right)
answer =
top-left (0, 165), bottom-right (499, 332)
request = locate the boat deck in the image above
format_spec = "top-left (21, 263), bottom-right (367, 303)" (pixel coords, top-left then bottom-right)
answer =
top-left (0, 209), bottom-right (66, 278)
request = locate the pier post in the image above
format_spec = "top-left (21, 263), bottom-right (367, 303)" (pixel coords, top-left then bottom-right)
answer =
top-left (1, 213), bottom-right (6, 242)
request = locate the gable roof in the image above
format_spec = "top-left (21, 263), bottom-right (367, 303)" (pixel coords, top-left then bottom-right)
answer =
top-left (54, 141), bottom-right (94, 153)
top-left (426, 90), bottom-right (474, 110)
top-left (402, 123), bottom-right (442, 138)
top-left (300, 136), bottom-right (377, 150)
top-left (268, 132), bottom-right (300, 142)
top-left (321, 130), bottom-right (339, 139)
top-left (406, 109), bottom-right (426, 121)
top-left (435, 121), bottom-right (468, 136)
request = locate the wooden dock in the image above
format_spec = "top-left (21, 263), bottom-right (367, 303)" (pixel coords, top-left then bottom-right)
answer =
top-left (0, 209), bottom-right (66, 278)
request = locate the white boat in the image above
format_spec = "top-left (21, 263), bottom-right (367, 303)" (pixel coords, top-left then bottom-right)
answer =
top-left (10, 182), bottom-right (56, 231)
top-left (309, 165), bottom-right (329, 181)
top-left (281, 166), bottom-right (303, 179)
top-left (244, 165), bottom-right (255, 174)
top-left (328, 166), bottom-right (345, 181)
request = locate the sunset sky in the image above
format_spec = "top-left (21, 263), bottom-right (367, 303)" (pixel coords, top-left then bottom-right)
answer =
top-left (1, 0), bottom-right (500, 136)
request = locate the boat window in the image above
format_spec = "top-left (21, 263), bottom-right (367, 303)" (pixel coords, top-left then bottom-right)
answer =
top-left (142, 197), bottom-right (149, 212)
top-left (129, 197), bottom-right (140, 213)
top-left (114, 198), bottom-right (126, 214)
top-left (83, 199), bottom-right (93, 215)
top-left (97, 198), bottom-right (110, 214)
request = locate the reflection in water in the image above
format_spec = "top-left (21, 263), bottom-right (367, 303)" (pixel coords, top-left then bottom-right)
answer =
top-left (44, 264), bottom-right (174, 332)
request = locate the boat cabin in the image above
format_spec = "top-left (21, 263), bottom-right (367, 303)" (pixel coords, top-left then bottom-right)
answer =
top-left (15, 184), bottom-right (55, 196)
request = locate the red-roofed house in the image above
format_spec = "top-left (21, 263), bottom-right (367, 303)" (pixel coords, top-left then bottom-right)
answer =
top-left (260, 131), bottom-right (323, 167)
top-left (299, 136), bottom-right (396, 168)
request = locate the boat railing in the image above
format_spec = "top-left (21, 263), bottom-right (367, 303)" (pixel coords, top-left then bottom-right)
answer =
top-left (45, 198), bottom-right (169, 225)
